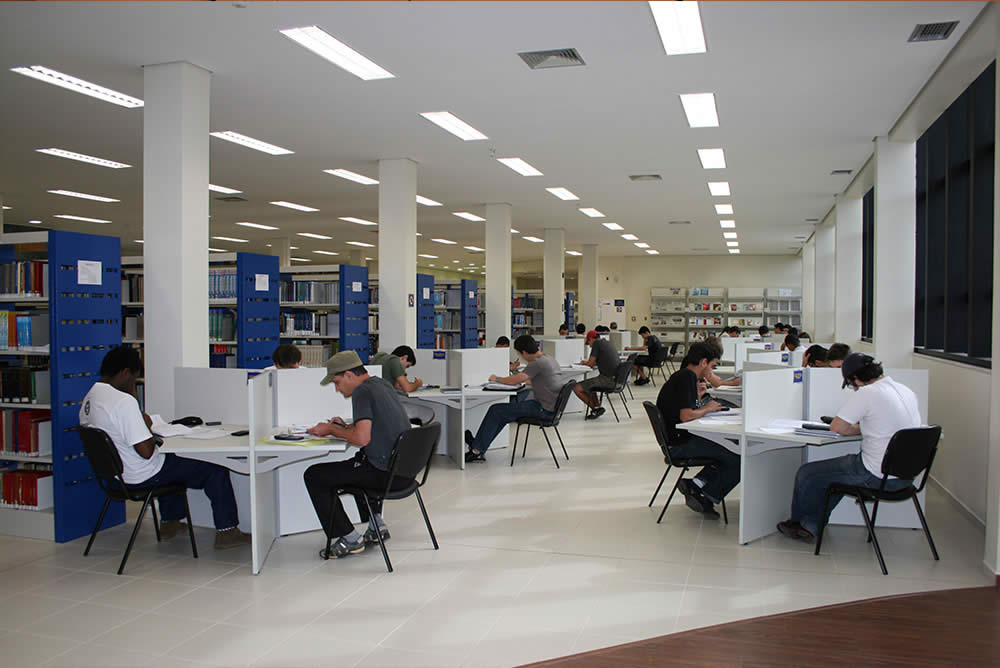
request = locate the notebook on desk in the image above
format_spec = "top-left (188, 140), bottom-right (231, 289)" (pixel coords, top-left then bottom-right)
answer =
top-left (484, 382), bottom-right (524, 391)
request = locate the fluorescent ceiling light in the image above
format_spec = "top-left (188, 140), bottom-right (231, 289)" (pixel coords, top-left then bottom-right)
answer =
top-left (208, 248), bottom-right (227, 252)
top-left (212, 236), bottom-right (248, 243)
top-left (602, 223), bottom-right (624, 231)
top-left (416, 195), bottom-right (442, 207)
top-left (621, 233), bottom-right (639, 241)
top-left (546, 187), bottom-right (579, 201)
top-left (464, 246), bottom-right (485, 252)
top-left (726, 241), bottom-right (739, 247)
top-left (646, 249), bottom-right (660, 255)
top-left (698, 148), bottom-right (726, 169)
top-left (431, 238), bottom-right (457, 245)
top-left (47, 189), bottom-right (119, 203)
top-left (209, 184), bottom-right (242, 194)
top-left (271, 201), bottom-right (318, 212)
top-left (566, 250), bottom-right (583, 256)
top-left (649, 1), bottom-right (707, 55)
top-left (324, 168), bottom-right (378, 185)
top-left (134, 240), bottom-right (144, 244)
top-left (715, 204), bottom-right (734, 215)
top-left (11, 65), bottom-right (143, 108)
top-left (54, 214), bottom-right (111, 224)
top-left (279, 26), bottom-right (394, 80)
top-left (719, 219), bottom-right (736, 229)
top-left (36, 148), bottom-right (130, 169)
top-left (416, 233), bottom-right (423, 237)
top-left (522, 236), bottom-right (544, 243)
top-left (210, 131), bottom-right (293, 155)
top-left (453, 212), bottom-right (485, 222)
top-left (510, 228), bottom-right (520, 234)
top-left (679, 93), bottom-right (719, 128)
top-left (579, 208), bottom-right (605, 218)
top-left (708, 181), bottom-right (730, 197)
top-left (339, 216), bottom-right (377, 226)
top-left (290, 257), bottom-right (311, 262)
top-left (313, 250), bottom-right (339, 256)
top-left (418, 254), bottom-right (438, 259)
top-left (345, 241), bottom-right (374, 247)
top-left (729, 248), bottom-right (741, 254)
top-left (235, 222), bottom-right (279, 230)
top-left (634, 242), bottom-right (650, 248)
top-left (498, 158), bottom-right (543, 176)
top-left (419, 111), bottom-right (487, 141)
top-left (290, 246), bottom-right (299, 250)
top-left (428, 264), bottom-right (435, 267)
top-left (297, 232), bottom-right (332, 240)
top-left (28, 220), bottom-right (41, 224)
top-left (723, 232), bottom-right (738, 239)
top-left (1, 206), bottom-right (10, 210)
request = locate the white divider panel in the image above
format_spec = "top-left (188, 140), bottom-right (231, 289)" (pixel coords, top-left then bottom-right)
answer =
top-left (743, 368), bottom-right (805, 431)
top-left (448, 348), bottom-right (510, 386)
top-left (608, 330), bottom-right (633, 350)
top-left (747, 350), bottom-right (792, 367)
top-left (174, 367), bottom-right (249, 423)
top-left (790, 349), bottom-right (805, 366)
top-left (803, 368), bottom-right (852, 420)
top-left (541, 338), bottom-right (586, 366)
top-left (273, 367), bottom-right (354, 426)
top-left (737, 342), bottom-right (774, 371)
top-left (413, 349), bottom-right (449, 386)
top-left (743, 361), bottom-right (790, 373)
top-left (248, 371), bottom-right (276, 575)
top-left (884, 368), bottom-right (929, 422)
top-left (722, 337), bottom-right (739, 363)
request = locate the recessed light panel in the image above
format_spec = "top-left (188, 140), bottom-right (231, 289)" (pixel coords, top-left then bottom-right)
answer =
top-left (235, 222), bottom-right (279, 230)
top-left (649, 1), bottom-right (707, 55)
top-left (621, 233), bottom-right (639, 241)
top-left (431, 238), bottom-right (457, 245)
top-left (522, 236), bottom-right (544, 243)
top-left (325, 169), bottom-right (378, 185)
top-left (497, 158), bottom-right (543, 176)
top-left (679, 92), bottom-right (719, 127)
top-left (297, 232), bottom-right (332, 239)
top-left (698, 148), bottom-right (726, 169)
top-left (48, 189), bottom-right (119, 203)
top-left (603, 223), bottom-right (624, 231)
top-left (416, 195), bottom-right (442, 206)
top-left (579, 208), bottom-right (605, 218)
top-left (290, 257), bottom-right (311, 262)
top-left (418, 254), bottom-right (438, 259)
top-left (279, 26), bottom-right (394, 80)
top-left (464, 246), bottom-right (485, 252)
top-left (12, 65), bottom-right (144, 108)
top-left (420, 111), bottom-right (488, 141)
top-left (345, 241), bottom-right (374, 247)
top-left (546, 187), bottom-right (579, 201)
top-left (707, 181), bottom-right (730, 196)
top-left (211, 131), bottom-right (293, 155)
top-left (208, 247), bottom-right (227, 252)
top-left (53, 214), bottom-right (111, 224)
top-left (453, 212), bottom-right (485, 222)
top-left (634, 242), bottom-right (650, 248)
top-left (719, 220), bottom-right (736, 229)
top-left (271, 201), bottom-right (318, 212)
top-left (212, 236), bottom-right (248, 243)
top-left (723, 232), bottom-right (738, 239)
top-left (566, 250), bottom-right (583, 256)
top-left (313, 250), bottom-right (340, 256)
top-left (729, 248), bottom-right (741, 254)
top-left (339, 217), bottom-right (376, 226)
top-left (36, 148), bottom-right (131, 169)
top-left (646, 249), bottom-right (660, 255)
top-left (715, 204), bottom-right (734, 215)
top-left (209, 184), bottom-right (243, 194)
top-left (726, 241), bottom-right (739, 247)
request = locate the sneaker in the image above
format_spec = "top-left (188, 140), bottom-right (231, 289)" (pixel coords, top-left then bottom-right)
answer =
top-left (777, 520), bottom-right (815, 542)
top-left (677, 479), bottom-right (720, 519)
top-left (214, 527), bottom-right (251, 550)
top-left (465, 430), bottom-right (475, 447)
top-left (585, 406), bottom-right (606, 420)
top-left (319, 536), bottom-right (366, 560)
top-left (634, 377), bottom-right (650, 386)
top-left (158, 520), bottom-right (188, 541)
top-left (364, 525), bottom-right (391, 545)
top-left (465, 449), bottom-right (486, 463)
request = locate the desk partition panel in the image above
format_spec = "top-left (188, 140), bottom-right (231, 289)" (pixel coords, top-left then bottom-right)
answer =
top-left (448, 348), bottom-right (510, 387)
top-left (412, 348), bottom-right (449, 386)
top-left (248, 371), bottom-right (276, 574)
top-left (742, 368), bottom-right (805, 431)
top-left (747, 350), bottom-right (791, 367)
top-left (174, 367), bottom-right (250, 424)
top-left (541, 338), bottom-right (585, 366)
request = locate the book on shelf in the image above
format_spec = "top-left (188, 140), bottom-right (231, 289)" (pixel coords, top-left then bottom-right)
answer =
top-left (0, 408), bottom-right (52, 457)
top-left (281, 311), bottom-right (339, 337)
top-left (281, 279), bottom-right (339, 305)
top-left (209, 308), bottom-right (236, 341)
top-left (0, 261), bottom-right (48, 299)
top-left (209, 267), bottom-right (238, 299)
top-left (124, 313), bottom-right (144, 340)
top-left (0, 468), bottom-right (54, 510)
top-left (209, 347), bottom-right (237, 369)
top-left (121, 273), bottom-right (143, 302)
top-left (0, 312), bottom-right (49, 350)
top-left (0, 367), bottom-right (50, 404)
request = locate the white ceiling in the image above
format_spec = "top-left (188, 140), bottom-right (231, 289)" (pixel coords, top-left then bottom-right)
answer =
top-left (0, 1), bottom-right (986, 267)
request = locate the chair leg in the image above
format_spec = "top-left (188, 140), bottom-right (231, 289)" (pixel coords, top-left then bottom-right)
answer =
top-left (182, 492), bottom-right (198, 559)
top-left (659, 365), bottom-right (668, 383)
top-left (151, 502), bottom-right (162, 543)
top-left (867, 499), bottom-right (880, 543)
top-left (415, 489), bottom-right (438, 550)
top-left (511, 423), bottom-right (520, 467)
top-left (522, 425), bottom-right (530, 458)
top-left (118, 493), bottom-right (153, 575)
top-left (649, 369), bottom-right (657, 388)
top-left (814, 490), bottom-right (834, 556)
top-left (620, 392), bottom-right (631, 419)
top-left (607, 396), bottom-right (620, 423)
top-left (324, 496), bottom-right (337, 559)
top-left (626, 383), bottom-right (634, 400)
top-left (721, 498), bottom-right (729, 525)
top-left (540, 427), bottom-right (560, 469)
top-left (658, 467), bottom-right (688, 524)
top-left (363, 495), bottom-right (392, 573)
top-left (649, 466), bottom-right (671, 507)
top-left (84, 496), bottom-right (112, 556)
top-left (554, 426), bottom-right (569, 460)
top-left (857, 498), bottom-right (888, 575)
top-left (912, 495), bottom-right (939, 561)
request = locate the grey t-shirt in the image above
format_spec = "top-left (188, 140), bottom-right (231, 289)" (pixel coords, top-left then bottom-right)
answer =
top-left (524, 354), bottom-right (562, 412)
top-left (351, 376), bottom-right (411, 471)
top-left (590, 338), bottom-right (619, 378)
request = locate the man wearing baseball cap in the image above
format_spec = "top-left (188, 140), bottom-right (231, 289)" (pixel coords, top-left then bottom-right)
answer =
top-left (777, 353), bottom-right (921, 541)
top-left (574, 330), bottom-right (618, 419)
top-left (303, 350), bottom-right (412, 560)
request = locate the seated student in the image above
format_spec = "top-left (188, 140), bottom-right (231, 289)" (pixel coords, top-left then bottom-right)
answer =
top-left (782, 333), bottom-right (800, 352)
top-left (826, 343), bottom-right (851, 368)
top-left (777, 354), bottom-right (921, 541)
top-left (609, 322), bottom-right (618, 331)
top-left (758, 324), bottom-right (770, 338)
top-left (558, 324), bottom-right (569, 337)
top-left (798, 331), bottom-right (811, 341)
top-left (79, 346), bottom-right (250, 549)
top-left (726, 326), bottom-right (741, 338)
top-left (371, 345), bottom-right (423, 393)
top-left (575, 323), bottom-right (587, 337)
top-left (574, 330), bottom-right (619, 420)
top-left (595, 325), bottom-right (610, 333)
top-left (702, 336), bottom-right (740, 387)
top-left (627, 326), bottom-right (662, 385)
top-left (464, 335), bottom-right (562, 462)
top-left (802, 344), bottom-right (828, 368)
top-left (304, 351), bottom-right (412, 559)
top-left (497, 335), bottom-right (520, 372)
top-left (656, 342), bottom-right (741, 518)
top-left (263, 343), bottom-right (303, 371)
top-left (773, 323), bottom-right (786, 338)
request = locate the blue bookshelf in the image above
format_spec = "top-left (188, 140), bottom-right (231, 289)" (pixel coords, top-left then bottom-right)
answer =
top-left (460, 279), bottom-right (479, 348)
top-left (564, 291), bottom-right (576, 330)
top-left (339, 264), bottom-right (370, 363)
top-left (236, 253), bottom-right (280, 369)
top-left (416, 273), bottom-right (435, 349)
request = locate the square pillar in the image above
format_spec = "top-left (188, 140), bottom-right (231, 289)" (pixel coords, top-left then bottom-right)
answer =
top-left (543, 228), bottom-right (565, 337)
top-left (814, 219), bottom-right (836, 341)
top-left (834, 196), bottom-right (863, 346)
top-left (579, 244), bottom-right (599, 330)
top-left (485, 203), bottom-right (512, 344)
top-left (378, 158), bottom-right (418, 350)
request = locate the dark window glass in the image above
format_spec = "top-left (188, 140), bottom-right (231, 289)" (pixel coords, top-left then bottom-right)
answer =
top-left (861, 188), bottom-right (874, 341)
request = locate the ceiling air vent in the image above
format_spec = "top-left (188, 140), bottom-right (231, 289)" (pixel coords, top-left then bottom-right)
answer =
top-left (518, 48), bottom-right (586, 70)
top-left (805, 218), bottom-right (819, 222)
top-left (691, 248), bottom-right (708, 252)
top-left (629, 174), bottom-right (662, 182)
top-left (668, 220), bottom-right (691, 225)
top-left (831, 169), bottom-right (852, 175)
top-left (214, 195), bottom-right (247, 202)
top-left (908, 22), bottom-right (958, 43)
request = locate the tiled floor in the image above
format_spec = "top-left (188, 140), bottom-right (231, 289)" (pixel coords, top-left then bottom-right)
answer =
top-left (0, 382), bottom-right (992, 667)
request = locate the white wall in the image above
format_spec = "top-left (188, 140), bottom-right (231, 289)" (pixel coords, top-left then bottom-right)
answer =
top-left (801, 239), bottom-right (816, 336)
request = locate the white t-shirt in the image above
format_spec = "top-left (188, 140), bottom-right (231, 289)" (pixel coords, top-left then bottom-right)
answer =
top-left (79, 382), bottom-right (163, 484)
top-left (836, 376), bottom-right (921, 478)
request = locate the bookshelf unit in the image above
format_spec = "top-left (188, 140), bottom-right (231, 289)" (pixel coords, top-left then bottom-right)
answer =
top-left (279, 263), bottom-right (370, 363)
top-left (0, 230), bottom-right (124, 542)
top-left (764, 287), bottom-right (803, 329)
top-left (235, 253), bottom-right (280, 369)
top-left (564, 291), bottom-right (576, 330)
top-left (512, 289), bottom-right (544, 338)
top-left (687, 287), bottom-right (726, 343)
top-left (650, 287), bottom-right (688, 347)
top-left (460, 279), bottom-right (479, 348)
top-left (416, 273), bottom-right (435, 349)
top-left (432, 280), bottom-right (466, 349)
top-left (726, 287), bottom-right (765, 331)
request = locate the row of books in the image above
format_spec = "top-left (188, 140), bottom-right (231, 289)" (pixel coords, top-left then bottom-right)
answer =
top-left (0, 261), bottom-right (48, 299)
top-left (280, 280), bottom-right (339, 305)
top-left (435, 311), bottom-right (463, 330)
top-left (0, 312), bottom-right (48, 350)
top-left (209, 268), bottom-right (238, 299)
top-left (368, 313), bottom-right (378, 333)
top-left (512, 313), bottom-right (543, 327)
top-left (690, 303), bottom-right (725, 312)
top-left (0, 409), bottom-right (51, 457)
top-left (432, 290), bottom-right (464, 307)
top-left (0, 468), bottom-right (54, 510)
top-left (512, 295), bottom-right (542, 309)
top-left (209, 346), bottom-right (237, 369)
top-left (121, 274), bottom-right (143, 302)
top-left (209, 309), bottom-right (236, 342)
top-left (280, 312), bottom-right (339, 337)
top-left (123, 314), bottom-right (143, 340)
top-left (690, 316), bottom-right (724, 327)
top-left (0, 367), bottom-right (50, 404)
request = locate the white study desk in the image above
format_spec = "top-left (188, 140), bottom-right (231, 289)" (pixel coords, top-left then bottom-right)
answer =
top-left (707, 384), bottom-right (742, 407)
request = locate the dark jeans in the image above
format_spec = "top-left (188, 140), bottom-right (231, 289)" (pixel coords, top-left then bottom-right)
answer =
top-left (668, 434), bottom-right (741, 503)
top-left (791, 453), bottom-right (911, 535)
top-left (134, 453), bottom-right (239, 530)
top-left (304, 453), bottom-right (414, 539)
top-left (471, 398), bottom-right (554, 453)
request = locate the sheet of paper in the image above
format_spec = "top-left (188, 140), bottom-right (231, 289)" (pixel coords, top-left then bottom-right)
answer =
top-left (184, 428), bottom-right (230, 440)
top-left (759, 426), bottom-right (795, 434)
top-left (77, 260), bottom-right (102, 286)
top-left (255, 273), bottom-right (269, 291)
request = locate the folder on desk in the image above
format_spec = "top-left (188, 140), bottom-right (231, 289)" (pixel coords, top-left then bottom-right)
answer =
top-left (484, 382), bottom-right (524, 391)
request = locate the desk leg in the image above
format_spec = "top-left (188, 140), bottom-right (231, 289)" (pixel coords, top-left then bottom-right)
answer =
top-left (738, 438), bottom-right (800, 545)
top-left (458, 394), bottom-right (466, 471)
top-left (250, 467), bottom-right (277, 575)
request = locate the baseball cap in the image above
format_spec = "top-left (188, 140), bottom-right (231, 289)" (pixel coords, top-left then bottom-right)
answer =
top-left (841, 353), bottom-right (875, 388)
top-left (586, 330), bottom-right (600, 344)
top-left (320, 350), bottom-right (364, 386)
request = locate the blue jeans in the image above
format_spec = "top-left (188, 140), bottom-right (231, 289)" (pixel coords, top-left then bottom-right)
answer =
top-left (133, 453), bottom-right (240, 530)
top-left (471, 398), bottom-right (554, 453)
top-left (669, 434), bottom-right (741, 503)
top-left (791, 453), bottom-right (910, 535)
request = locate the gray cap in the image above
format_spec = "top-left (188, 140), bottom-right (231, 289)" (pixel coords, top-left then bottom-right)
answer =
top-left (320, 350), bottom-right (364, 386)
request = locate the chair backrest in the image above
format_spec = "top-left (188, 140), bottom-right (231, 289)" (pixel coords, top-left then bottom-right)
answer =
top-left (880, 425), bottom-right (941, 490)
top-left (385, 422), bottom-right (441, 492)
top-left (642, 401), bottom-right (672, 460)
top-left (548, 380), bottom-right (578, 427)
top-left (612, 360), bottom-right (633, 390)
top-left (669, 342), bottom-right (680, 356)
top-left (76, 425), bottom-right (125, 481)
top-left (402, 400), bottom-right (436, 427)
top-left (653, 345), bottom-right (670, 364)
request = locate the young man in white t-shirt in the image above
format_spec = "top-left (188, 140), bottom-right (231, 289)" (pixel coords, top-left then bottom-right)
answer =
top-left (79, 346), bottom-right (250, 549)
top-left (777, 353), bottom-right (921, 541)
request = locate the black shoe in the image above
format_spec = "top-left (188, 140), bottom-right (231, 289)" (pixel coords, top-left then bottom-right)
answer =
top-left (465, 430), bottom-right (475, 447)
top-left (585, 406), bottom-right (606, 420)
top-left (319, 536), bottom-right (365, 560)
top-left (635, 377), bottom-right (650, 386)
top-left (364, 525), bottom-right (390, 545)
top-left (777, 520), bottom-right (815, 542)
top-left (465, 449), bottom-right (485, 463)
top-left (677, 479), bottom-right (720, 518)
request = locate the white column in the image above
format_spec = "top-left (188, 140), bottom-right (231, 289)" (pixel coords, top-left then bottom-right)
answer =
top-left (347, 249), bottom-right (363, 266)
top-left (267, 237), bottom-right (290, 266)
top-left (543, 228), bottom-right (565, 337)
top-left (0, 194), bottom-right (5, 233)
top-left (485, 203), bottom-right (511, 344)
top-left (378, 158), bottom-right (417, 350)
top-left (813, 220), bottom-right (836, 341)
top-left (834, 196), bottom-right (863, 346)
top-left (984, 50), bottom-right (1000, 577)
top-left (873, 136), bottom-right (916, 367)
top-left (579, 244), bottom-right (599, 330)
top-left (801, 237), bottom-right (816, 336)
top-left (142, 62), bottom-right (210, 415)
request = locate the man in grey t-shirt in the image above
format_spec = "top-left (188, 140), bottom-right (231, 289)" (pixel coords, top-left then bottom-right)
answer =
top-left (464, 335), bottom-right (563, 462)
top-left (304, 351), bottom-right (412, 560)
top-left (574, 330), bottom-right (620, 419)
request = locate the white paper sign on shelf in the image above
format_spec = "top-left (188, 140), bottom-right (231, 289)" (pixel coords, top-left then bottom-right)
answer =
top-left (468, 291), bottom-right (475, 299)
top-left (352, 281), bottom-right (362, 293)
top-left (77, 260), bottom-right (102, 286)
top-left (778, 288), bottom-right (792, 297)
top-left (255, 273), bottom-right (269, 292)
top-left (422, 287), bottom-right (430, 300)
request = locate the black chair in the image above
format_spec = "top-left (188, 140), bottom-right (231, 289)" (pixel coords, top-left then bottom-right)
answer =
top-left (513, 380), bottom-right (576, 469)
top-left (664, 342), bottom-right (681, 375)
top-left (637, 345), bottom-right (670, 387)
top-left (331, 422), bottom-right (441, 573)
top-left (591, 361), bottom-right (634, 423)
top-left (643, 401), bottom-right (728, 524)
top-left (76, 426), bottom-right (197, 575)
top-left (814, 425), bottom-right (941, 575)
top-left (622, 353), bottom-right (639, 400)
